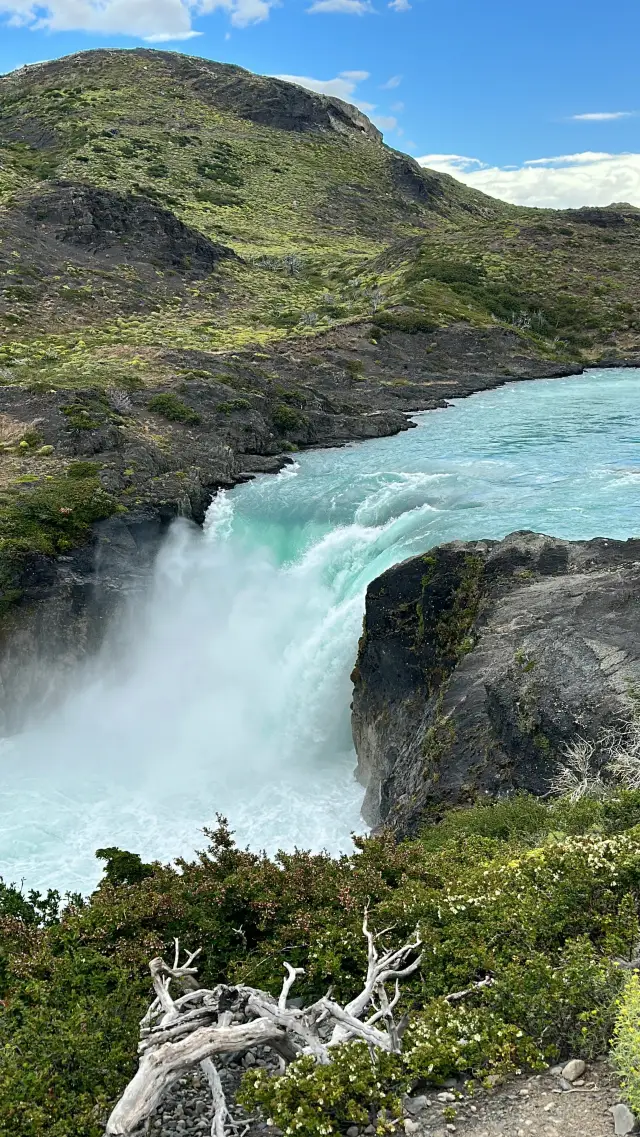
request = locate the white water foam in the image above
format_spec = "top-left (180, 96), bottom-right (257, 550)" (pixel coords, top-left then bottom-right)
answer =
top-left (2, 367), bottom-right (640, 893)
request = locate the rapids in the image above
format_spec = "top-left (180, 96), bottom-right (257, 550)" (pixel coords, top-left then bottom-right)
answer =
top-left (2, 367), bottom-right (640, 892)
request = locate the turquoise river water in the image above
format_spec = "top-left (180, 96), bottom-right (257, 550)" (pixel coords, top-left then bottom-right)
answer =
top-left (2, 367), bottom-right (640, 893)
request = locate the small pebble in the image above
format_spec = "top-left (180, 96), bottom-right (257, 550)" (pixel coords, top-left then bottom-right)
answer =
top-left (346, 1128), bottom-right (359, 1137)
top-left (437, 1092), bottom-right (456, 1103)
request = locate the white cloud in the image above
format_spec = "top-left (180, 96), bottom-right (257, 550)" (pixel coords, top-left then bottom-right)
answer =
top-left (307, 0), bottom-right (373, 13)
top-left (388, 0), bottom-right (410, 10)
top-left (372, 113), bottom-right (397, 132)
top-left (571, 111), bottom-right (635, 121)
top-left (419, 153), bottom-right (487, 171)
top-left (274, 69), bottom-right (372, 109)
top-left (417, 150), bottom-right (640, 209)
top-left (380, 74), bottom-right (401, 89)
top-left (0, 0), bottom-right (274, 39)
top-left (524, 151), bottom-right (613, 166)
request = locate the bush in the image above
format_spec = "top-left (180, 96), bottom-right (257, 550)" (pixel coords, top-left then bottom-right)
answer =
top-left (0, 474), bottom-right (117, 557)
top-left (216, 399), bottom-right (251, 414)
top-left (272, 403), bottom-right (308, 433)
top-left (148, 393), bottom-right (201, 425)
top-left (67, 461), bottom-right (99, 479)
top-left (405, 257), bottom-right (484, 288)
top-left (612, 973), bottom-right (640, 1113)
top-left (3, 798), bottom-right (640, 1134)
top-left (239, 1043), bottom-right (405, 1136)
top-left (95, 848), bottom-right (155, 887)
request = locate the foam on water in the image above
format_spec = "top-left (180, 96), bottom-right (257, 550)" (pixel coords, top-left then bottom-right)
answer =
top-left (2, 368), bottom-right (640, 893)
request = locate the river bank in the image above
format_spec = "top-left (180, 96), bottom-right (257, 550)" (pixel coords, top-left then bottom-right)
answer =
top-left (0, 318), bottom-right (601, 725)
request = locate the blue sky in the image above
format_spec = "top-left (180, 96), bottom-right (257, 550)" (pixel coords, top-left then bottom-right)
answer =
top-left (1, 0), bottom-right (640, 208)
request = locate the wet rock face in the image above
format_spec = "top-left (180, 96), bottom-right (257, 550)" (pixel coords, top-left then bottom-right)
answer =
top-left (351, 531), bottom-right (640, 835)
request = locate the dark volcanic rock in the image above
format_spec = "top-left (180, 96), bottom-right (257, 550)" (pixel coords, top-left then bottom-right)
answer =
top-left (352, 531), bottom-right (640, 835)
top-left (23, 183), bottom-right (235, 272)
top-left (139, 50), bottom-right (383, 141)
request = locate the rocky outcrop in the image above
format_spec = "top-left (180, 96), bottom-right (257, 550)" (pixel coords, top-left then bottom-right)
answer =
top-left (352, 531), bottom-right (640, 835)
top-left (23, 184), bottom-right (236, 272)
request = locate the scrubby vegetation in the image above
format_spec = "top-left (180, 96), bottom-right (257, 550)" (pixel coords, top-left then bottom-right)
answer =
top-left (613, 973), bottom-right (640, 1113)
top-left (0, 47), bottom-right (639, 400)
top-left (0, 470), bottom-right (117, 557)
top-left (3, 792), bottom-right (640, 1134)
top-left (147, 392), bottom-right (201, 424)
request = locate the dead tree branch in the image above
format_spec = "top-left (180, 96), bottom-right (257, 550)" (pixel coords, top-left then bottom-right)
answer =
top-left (106, 920), bottom-right (422, 1137)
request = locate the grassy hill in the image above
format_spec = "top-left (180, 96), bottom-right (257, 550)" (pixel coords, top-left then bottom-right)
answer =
top-left (2, 47), bottom-right (638, 380)
top-left (0, 48), bottom-right (639, 627)
top-left (0, 48), bottom-right (512, 370)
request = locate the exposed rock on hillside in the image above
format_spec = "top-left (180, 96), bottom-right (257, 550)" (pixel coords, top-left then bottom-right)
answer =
top-left (22, 183), bottom-right (236, 271)
top-left (352, 531), bottom-right (640, 835)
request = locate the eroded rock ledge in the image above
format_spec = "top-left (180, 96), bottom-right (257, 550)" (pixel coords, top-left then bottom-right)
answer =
top-left (352, 531), bottom-right (640, 836)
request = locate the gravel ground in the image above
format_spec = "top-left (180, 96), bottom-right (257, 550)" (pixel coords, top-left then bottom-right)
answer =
top-left (403, 1061), bottom-right (633, 1137)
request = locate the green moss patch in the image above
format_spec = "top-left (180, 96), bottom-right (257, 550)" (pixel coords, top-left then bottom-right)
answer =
top-left (0, 474), bottom-right (117, 558)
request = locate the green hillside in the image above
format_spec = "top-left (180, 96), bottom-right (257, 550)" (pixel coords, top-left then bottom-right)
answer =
top-left (1, 46), bottom-right (637, 387)
top-left (0, 48), bottom-right (639, 604)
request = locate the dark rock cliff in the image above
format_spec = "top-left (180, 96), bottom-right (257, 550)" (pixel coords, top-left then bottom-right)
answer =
top-left (352, 531), bottom-right (640, 835)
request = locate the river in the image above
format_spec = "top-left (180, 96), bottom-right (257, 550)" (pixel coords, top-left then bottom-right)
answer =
top-left (2, 367), bottom-right (640, 893)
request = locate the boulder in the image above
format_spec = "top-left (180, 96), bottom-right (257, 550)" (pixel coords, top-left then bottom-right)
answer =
top-left (351, 531), bottom-right (640, 834)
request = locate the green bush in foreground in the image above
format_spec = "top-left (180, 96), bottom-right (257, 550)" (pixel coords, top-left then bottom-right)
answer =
top-left (2, 794), bottom-right (640, 1135)
top-left (240, 1044), bottom-right (405, 1136)
top-left (613, 974), bottom-right (640, 1113)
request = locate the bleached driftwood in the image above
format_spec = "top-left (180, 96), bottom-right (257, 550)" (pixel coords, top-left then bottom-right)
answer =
top-left (106, 916), bottom-right (422, 1137)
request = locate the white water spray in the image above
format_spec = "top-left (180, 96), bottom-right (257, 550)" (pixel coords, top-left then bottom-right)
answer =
top-left (2, 368), bottom-right (640, 893)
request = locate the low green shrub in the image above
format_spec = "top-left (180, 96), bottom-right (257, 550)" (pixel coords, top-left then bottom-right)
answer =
top-left (240, 1043), bottom-right (404, 1136)
top-left (345, 359), bottom-right (365, 379)
top-left (148, 393), bottom-right (201, 425)
top-left (61, 403), bottom-right (102, 430)
top-left (272, 403), bottom-right (308, 433)
top-left (274, 386), bottom-right (307, 406)
top-left (373, 311), bottom-right (438, 335)
top-left (0, 475), bottom-right (118, 557)
top-left (67, 461), bottom-right (99, 479)
top-left (216, 398), bottom-right (251, 414)
top-left (612, 973), bottom-right (640, 1113)
top-left (2, 796), bottom-right (640, 1134)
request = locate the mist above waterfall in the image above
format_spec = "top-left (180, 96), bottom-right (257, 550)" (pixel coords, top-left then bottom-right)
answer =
top-left (3, 368), bottom-right (640, 894)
